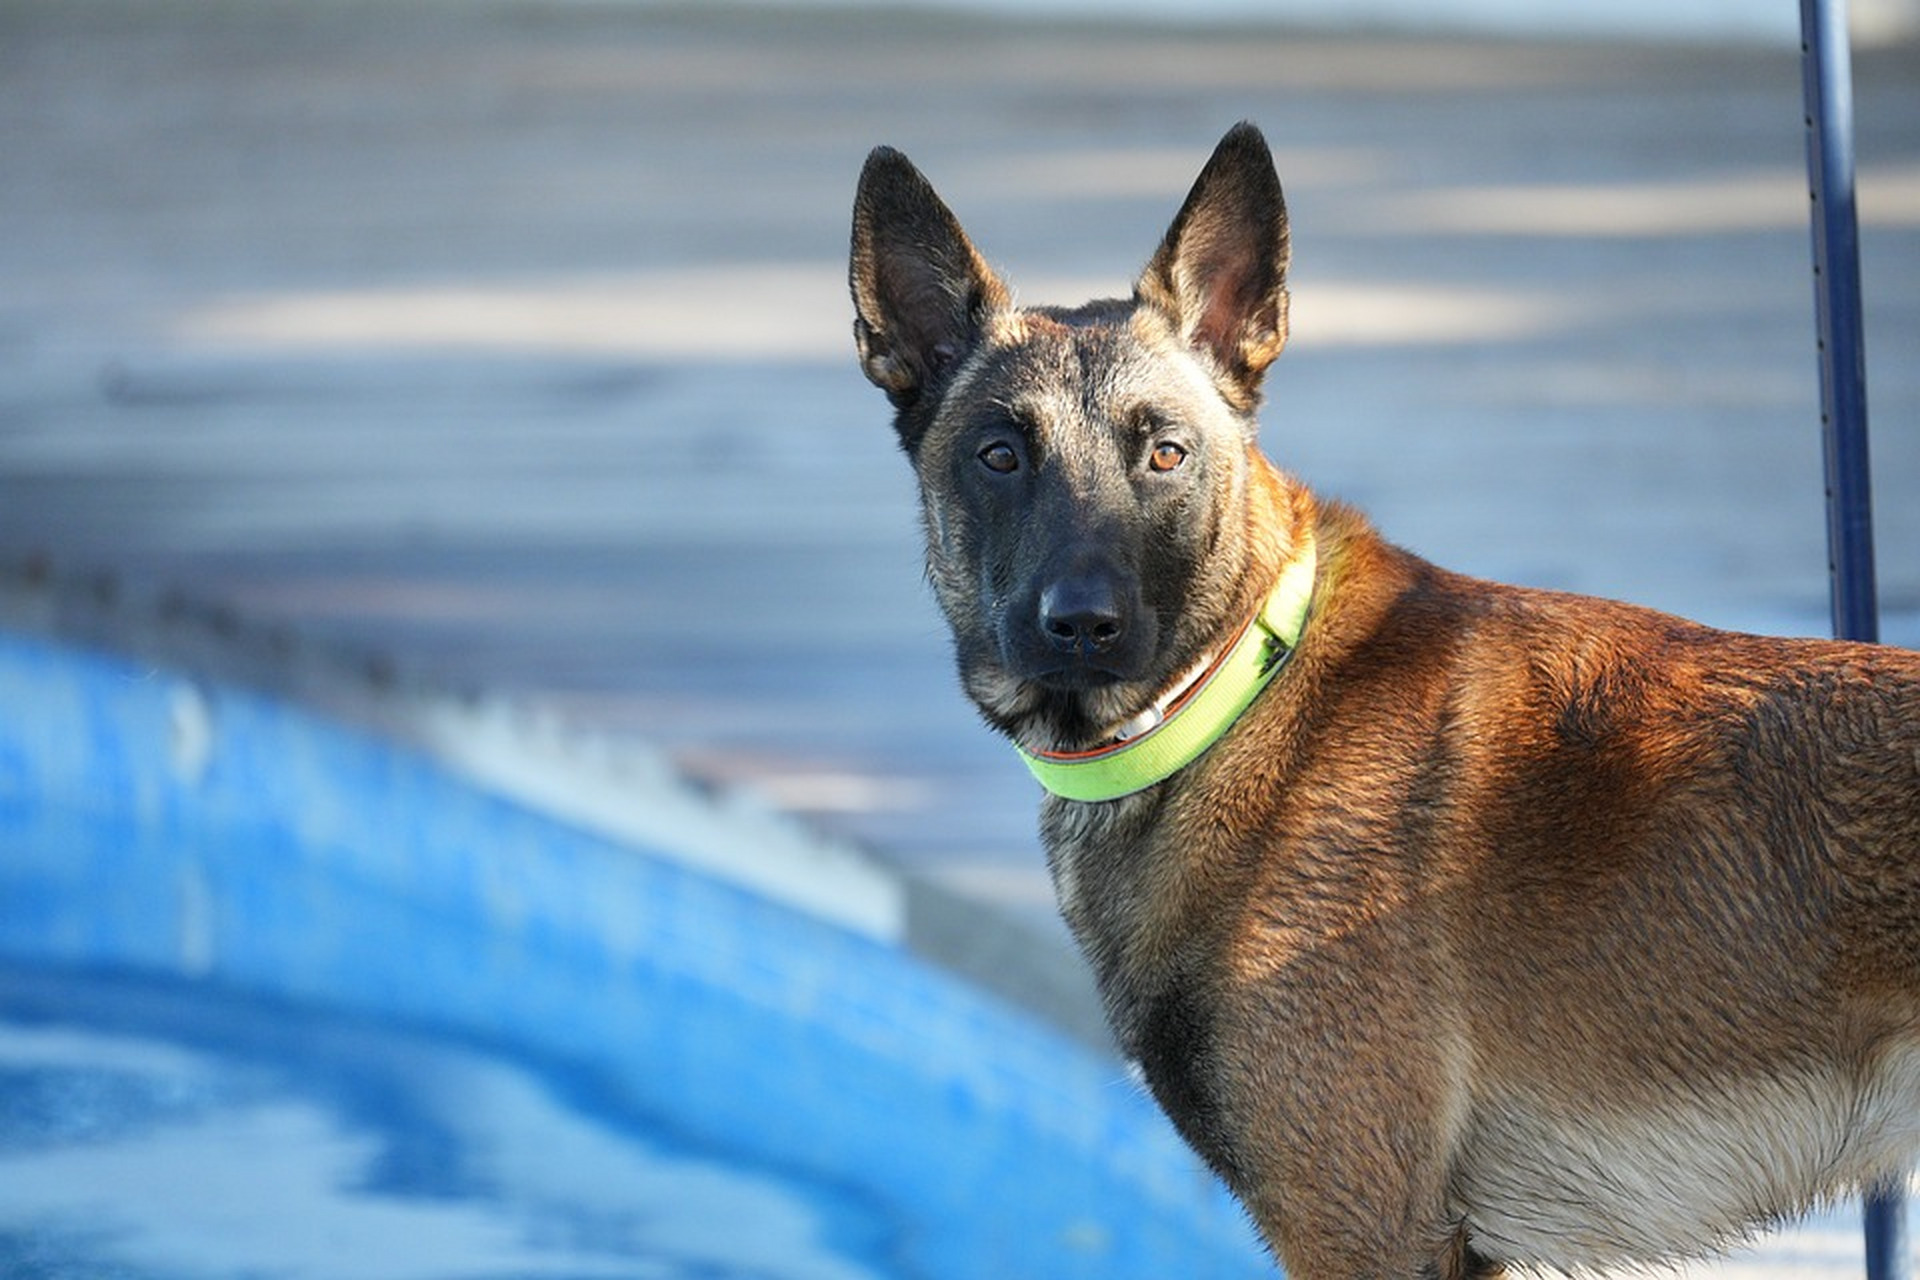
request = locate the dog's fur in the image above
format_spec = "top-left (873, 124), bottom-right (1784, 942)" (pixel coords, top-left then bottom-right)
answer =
top-left (850, 122), bottom-right (1920, 1278)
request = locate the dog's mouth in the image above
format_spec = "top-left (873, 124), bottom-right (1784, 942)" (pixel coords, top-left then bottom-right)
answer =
top-left (1014, 645), bottom-right (1219, 748)
top-left (997, 629), bottom-right (1156, 702)
top-left (1025, 662), bottom-right (1131, 692)
top-left (965, 639), bottom-right (1226, 756)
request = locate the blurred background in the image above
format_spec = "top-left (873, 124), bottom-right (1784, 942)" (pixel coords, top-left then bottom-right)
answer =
top-left (0, 0), bottom-right (1916, 1275)
top-left (5, 0), bottom-right (1916, 935)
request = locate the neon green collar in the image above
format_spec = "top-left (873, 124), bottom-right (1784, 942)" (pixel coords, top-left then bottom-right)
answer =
top-left (1016, 534), bottom-right (1317, 803)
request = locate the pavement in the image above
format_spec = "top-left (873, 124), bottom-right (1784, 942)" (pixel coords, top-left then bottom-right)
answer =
top-left (2, 0), bottom-right (1918, 1057)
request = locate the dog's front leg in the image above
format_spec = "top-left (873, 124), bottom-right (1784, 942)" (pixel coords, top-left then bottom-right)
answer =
top-left (1243, 1165), bottom-right (1502, 1280)
top-left (1215, 985), bottom-right (1492, 1279)
top-left (1238, 1138), bottom-right (1492, 1280)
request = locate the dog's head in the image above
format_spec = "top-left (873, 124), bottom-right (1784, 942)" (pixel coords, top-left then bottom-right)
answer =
top-left (850, 123), bottom-right (1296, 750)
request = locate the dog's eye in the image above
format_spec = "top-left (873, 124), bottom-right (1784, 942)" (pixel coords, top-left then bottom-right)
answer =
top-left (1148, 442), bottom-right (1188, 473)
top-left (979, 442), bottom-right (1020, 474)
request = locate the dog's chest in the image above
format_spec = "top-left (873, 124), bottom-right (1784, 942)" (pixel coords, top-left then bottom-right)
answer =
top-left (1132, 972), bottom-right (1248, 1184)
top-left (1041, 798), bottom-right (1248, 1180)
top-left (1038, 795), bottom-right (1150, 960)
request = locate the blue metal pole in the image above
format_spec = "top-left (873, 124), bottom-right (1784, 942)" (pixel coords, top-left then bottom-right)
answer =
top-left (1800, 0), bottom-right (1879, 645)
top-left (1871, 1191), bottom-right (1915, 1280)
top-left (1797, 2), bottom-right (1907, 1277)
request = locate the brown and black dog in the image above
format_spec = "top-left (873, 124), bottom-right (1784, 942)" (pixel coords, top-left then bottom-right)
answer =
top-left (850, 122), bottom-right (1920, 1278)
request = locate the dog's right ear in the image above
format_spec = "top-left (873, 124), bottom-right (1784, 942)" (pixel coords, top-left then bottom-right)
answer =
top-left (850, 147), bottom-right (1008, 415)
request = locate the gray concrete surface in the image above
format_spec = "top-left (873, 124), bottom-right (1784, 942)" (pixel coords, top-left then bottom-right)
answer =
top-left (3, 0), bottom-right (1917, 1004)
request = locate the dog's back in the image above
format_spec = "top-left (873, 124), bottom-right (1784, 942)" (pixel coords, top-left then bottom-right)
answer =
top-left (1180, 505), bottom-right (1920, 1269)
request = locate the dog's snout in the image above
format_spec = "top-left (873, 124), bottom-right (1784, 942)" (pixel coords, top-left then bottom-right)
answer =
top-left (1040, 576), bottom-right (1126, 655)
top-left (1008, 554), bottom-right (1155, 686)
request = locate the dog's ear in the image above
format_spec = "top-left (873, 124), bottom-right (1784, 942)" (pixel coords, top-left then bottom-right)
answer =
top-left (850, 146), bottom-right (1009, 415)
top-left (1135, 122), bottom-right (1290, 412)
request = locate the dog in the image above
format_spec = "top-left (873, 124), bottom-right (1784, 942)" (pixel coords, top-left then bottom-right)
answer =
top-left (849, 122), bottom-right (1920, 1278)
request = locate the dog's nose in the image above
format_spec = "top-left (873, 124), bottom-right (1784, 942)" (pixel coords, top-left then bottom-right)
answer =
top-left (1039, 577), bottom-right (1125, 655)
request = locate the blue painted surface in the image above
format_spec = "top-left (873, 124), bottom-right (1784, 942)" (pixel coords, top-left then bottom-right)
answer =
top-left (0, 965), bottom-right (900, 1277)
top-left (0, 630), bottom-right (1268, 1277)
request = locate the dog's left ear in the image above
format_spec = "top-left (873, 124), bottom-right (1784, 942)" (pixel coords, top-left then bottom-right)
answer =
top-left (1135, 122), bottom-right (1291, 412)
